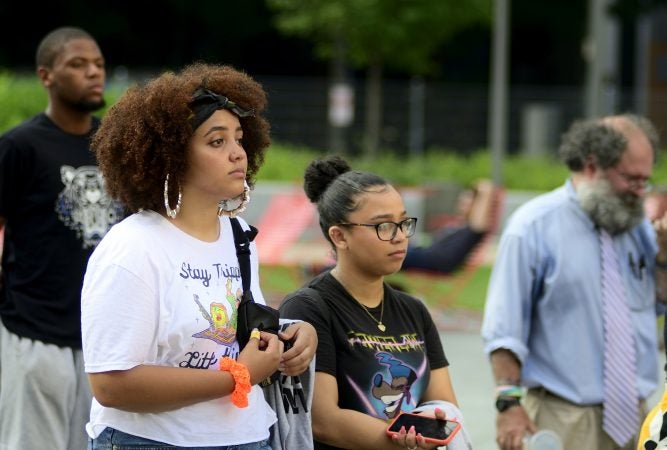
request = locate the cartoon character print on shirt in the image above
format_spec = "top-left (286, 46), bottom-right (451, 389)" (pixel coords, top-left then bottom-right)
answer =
top-left (372, 352), bottom-right (417, 419)
top-left (179, 262), bottom-right (243, 369)
top-left (346, 330), bottom-right (429, 419)
top-left (192, 278), bottom-right (242, 345)
top-left (55, 165), bottom-right (124, 248)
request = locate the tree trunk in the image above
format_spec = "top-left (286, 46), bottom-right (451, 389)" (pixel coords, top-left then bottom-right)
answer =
top-left (364, 60), bottom-right (383, 159)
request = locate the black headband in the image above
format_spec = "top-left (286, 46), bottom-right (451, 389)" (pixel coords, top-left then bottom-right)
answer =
top-left (189, 87), bottom-right (255, 130)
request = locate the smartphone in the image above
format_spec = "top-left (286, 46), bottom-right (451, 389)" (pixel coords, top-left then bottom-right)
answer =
top-left (386, 412), bottom-right (461, 446)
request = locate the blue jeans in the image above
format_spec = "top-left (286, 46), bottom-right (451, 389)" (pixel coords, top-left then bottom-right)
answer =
top-left (88, 427), bottom-right (272, 450)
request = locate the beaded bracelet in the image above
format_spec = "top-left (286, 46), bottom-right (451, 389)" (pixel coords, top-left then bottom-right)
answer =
top-left (220, 357), bottom-right (251, 408)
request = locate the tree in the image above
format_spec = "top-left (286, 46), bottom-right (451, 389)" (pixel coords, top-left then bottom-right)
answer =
top-left (267, 0), bottom-right (492, 157)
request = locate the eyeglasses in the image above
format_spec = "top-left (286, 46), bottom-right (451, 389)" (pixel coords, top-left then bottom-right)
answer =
top-left (337, 217), bottom-right (418, 241)
top-left (615, 171), bottom-right (653, 191)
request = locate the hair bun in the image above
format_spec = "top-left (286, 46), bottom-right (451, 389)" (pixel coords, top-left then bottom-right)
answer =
top-left (303, 155), bottom-right (350, 203)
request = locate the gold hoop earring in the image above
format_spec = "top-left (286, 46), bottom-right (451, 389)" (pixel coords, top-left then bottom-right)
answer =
top-left (218, 180), bottom-right (250, 217)
top-left (164, 174), bottom-right (182, 219)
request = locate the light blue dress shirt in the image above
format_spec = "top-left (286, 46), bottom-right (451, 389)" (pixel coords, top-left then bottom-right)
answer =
top-left (482, 179), bottom-right (660, 404)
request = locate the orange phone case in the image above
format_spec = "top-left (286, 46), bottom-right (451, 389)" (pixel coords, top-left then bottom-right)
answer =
top-left (385, 412), bottom-right (462, 446)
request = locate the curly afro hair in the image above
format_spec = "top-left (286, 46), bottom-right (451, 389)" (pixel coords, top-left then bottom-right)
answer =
top-left (92, 62), bottom-right (270, 213)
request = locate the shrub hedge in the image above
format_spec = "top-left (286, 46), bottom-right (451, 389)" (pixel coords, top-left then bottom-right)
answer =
top-left (2, 72), bottom-right (666, 192)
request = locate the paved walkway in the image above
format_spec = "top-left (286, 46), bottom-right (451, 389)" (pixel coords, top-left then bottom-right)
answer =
top-left (439, 324), bottom-right (666, 450)
top-left (439, 329), bottom-right (496, 449)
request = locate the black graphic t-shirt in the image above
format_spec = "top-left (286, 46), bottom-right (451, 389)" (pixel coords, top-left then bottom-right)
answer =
top-left (0, 113), bottom-right (123, 347)
top-left (280, 271), bottom-right (448, 450)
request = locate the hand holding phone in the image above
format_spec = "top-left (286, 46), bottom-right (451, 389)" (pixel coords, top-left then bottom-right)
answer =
top-left (386, 412), bottom-right (461, 446)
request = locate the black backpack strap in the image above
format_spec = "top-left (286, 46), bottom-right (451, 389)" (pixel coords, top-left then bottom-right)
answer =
top-left (230, 217), bottom-right (258, 293)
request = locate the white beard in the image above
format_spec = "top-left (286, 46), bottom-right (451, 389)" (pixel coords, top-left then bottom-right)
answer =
top-left (577, 178), bottom-right (644, 235)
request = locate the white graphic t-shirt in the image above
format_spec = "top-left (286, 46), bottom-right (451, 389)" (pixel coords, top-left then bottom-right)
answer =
top-left (81, 210), bottom-right (276, 447)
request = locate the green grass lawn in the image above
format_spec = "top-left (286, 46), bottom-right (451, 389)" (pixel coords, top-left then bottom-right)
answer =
top-left (387, 265), bottom-right (492, 310)
top-left (260, 264), bottom-right (665, 346)
top-left (259, 263), bottom-right (492, 311)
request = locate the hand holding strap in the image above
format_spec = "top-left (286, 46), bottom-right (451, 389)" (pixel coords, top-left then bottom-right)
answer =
top-left (230, 218), bottom-right (280, 354)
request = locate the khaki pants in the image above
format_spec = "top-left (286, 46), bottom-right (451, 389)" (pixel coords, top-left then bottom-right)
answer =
top-left (524, 388), bottom-right (646, 450)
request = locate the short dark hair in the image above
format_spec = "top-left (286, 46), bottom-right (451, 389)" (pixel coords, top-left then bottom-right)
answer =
top-left (35, 26), bottom-right (95, 68)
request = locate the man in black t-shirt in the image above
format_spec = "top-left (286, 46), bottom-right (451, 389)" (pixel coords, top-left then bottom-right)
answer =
top-left (0, 27), bottom-right (122, 450)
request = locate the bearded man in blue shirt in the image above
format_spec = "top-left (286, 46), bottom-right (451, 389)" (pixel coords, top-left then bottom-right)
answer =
top-left (482, 114), bottom-right (667, 450)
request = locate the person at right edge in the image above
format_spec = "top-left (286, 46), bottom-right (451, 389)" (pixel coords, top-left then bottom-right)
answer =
top-left (482, 113), bottom-right (667, 450)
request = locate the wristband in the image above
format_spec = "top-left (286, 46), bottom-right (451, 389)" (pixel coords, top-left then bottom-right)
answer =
top-left (495, 384), bottom-right (523, 398)
top-left (219, 357), bottom-right (251, 408)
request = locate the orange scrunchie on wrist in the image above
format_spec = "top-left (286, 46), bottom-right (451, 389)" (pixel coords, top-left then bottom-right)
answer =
top-left (219, 357), bottom-right (251, 408)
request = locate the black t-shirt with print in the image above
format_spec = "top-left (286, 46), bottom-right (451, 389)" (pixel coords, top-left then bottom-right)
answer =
top-left (280, 271), bottom-right (448, 450)
top-left (0, 113), bottom-right (123, 348)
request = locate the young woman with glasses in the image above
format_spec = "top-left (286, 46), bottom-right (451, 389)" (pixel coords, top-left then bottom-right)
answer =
top-left (280, 155), bottom-right (462, 450)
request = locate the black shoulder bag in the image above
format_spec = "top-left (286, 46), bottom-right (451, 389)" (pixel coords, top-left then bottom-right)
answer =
top-left (230, 217), bottom-right (280, 351)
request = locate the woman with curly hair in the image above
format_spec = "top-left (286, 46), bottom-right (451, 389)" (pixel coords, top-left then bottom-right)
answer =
top-left (81, 63), bottom-right (316, 449)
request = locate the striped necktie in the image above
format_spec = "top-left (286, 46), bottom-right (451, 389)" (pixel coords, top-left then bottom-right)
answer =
top-left (599, 229), bottom-right (640, 446)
